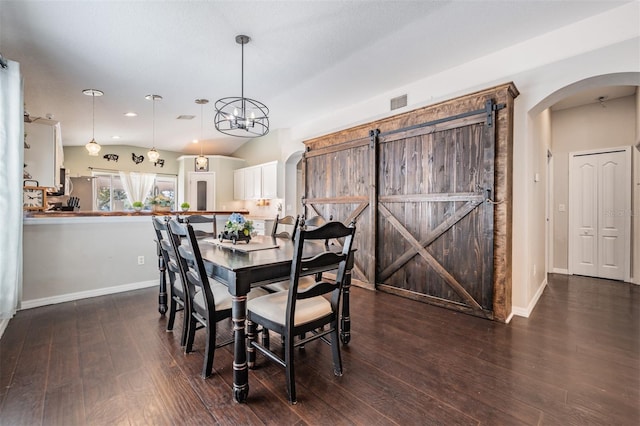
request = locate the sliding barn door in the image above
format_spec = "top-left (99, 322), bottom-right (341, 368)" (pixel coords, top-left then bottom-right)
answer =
top-left (376, 115), bottom-right (495, 318)
top-left (304, 135), bottom-right (373, 286)
top-left (303, 83), bottom-right (518, 321)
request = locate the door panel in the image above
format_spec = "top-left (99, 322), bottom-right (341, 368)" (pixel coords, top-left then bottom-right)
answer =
top-left (570, 149), bottom-right (630, 281)
top-left (188, 172), bottom-right (215, 211)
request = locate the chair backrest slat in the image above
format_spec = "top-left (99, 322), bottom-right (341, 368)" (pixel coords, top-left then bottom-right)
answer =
top-left (272, 214), bottom-right (300, 239)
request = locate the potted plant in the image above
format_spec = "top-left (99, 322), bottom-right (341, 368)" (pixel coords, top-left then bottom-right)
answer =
top-left (150, 194), bottom-right (172, 212)
top-left (218, 213), bottom-right (253, 244)
top-left (180, 202), bottom-right (190, 212)
top-left (132, 201), bottom-right (144, 212)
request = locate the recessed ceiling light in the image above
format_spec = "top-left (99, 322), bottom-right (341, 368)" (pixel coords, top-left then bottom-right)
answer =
top-left (124, 112), bottom-right (137, 117)
top-left (111, 135), bottom-right (121, 139)
top-left (192, 139), bottom-right (199, 144)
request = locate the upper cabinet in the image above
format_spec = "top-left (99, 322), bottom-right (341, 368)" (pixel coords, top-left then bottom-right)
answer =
top-left (234, 161), bottom-right (280, 200)
top-left (23, 120), bottom-right (61, 189)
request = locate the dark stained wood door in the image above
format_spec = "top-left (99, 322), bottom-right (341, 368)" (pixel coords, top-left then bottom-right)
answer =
top-left (303, 83), bottom-right (518, 321)
top-left (376, 114), bottom-right (495, 318)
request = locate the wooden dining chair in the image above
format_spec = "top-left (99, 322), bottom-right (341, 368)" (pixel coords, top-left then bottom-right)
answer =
top-left (271, 214), bottom-right (299, 240)
top-left (247, 220), bottom-right (356, 404)
top-left (152, 216), bottom-right (189, 345)
top-left (184, 214), bottom-right (216, 239)
top-left (169, 219), bottom-right (268, 378)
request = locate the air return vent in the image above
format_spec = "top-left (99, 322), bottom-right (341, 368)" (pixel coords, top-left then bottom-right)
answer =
top-left (390, 94), bottom-right (407, 111)
top-left (176, 115), bottom-right (195, 120)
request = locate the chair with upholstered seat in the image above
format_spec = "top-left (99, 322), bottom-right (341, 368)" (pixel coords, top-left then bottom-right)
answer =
top-left (152, 216), bottom-right (190, 345)
top-left (271, 214), bottom-right (299, 240)
top-left (169, 219), bottom-right (268, 378)
top-left (247, 220), bottom-right (356, 404)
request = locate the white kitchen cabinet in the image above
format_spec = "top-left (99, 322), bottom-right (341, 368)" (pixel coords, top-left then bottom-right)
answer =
top-left (233, 161), bottom-right (280, 200)
top-left (24, 121), bottom-right (58, 188)
top-left (261, 161), bottom-right (278, 199)
top-left (233, 168), bottom-right (245, 200)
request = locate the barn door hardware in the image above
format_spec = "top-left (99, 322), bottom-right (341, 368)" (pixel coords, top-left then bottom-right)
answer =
top-left (485, 100), bottom-right (506, 128)
top-left (369, 129), bottom-right (380, 148)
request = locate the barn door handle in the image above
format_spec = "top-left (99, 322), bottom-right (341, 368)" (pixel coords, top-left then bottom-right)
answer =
top-left (478, 185), bottom-right (504, 205)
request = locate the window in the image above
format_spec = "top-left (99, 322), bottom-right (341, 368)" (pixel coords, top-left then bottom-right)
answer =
top-left (92, 171), bottom-right (177, 211)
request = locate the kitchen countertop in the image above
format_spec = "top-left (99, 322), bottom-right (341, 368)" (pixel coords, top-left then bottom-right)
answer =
top-left (24, 210), bottom-right (249, 219)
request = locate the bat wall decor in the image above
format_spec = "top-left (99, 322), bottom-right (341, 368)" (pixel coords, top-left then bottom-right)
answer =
top-left (132, 153), bottom-right (144, 164)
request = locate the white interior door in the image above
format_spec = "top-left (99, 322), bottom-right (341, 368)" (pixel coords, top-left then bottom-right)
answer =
top-left (188, 172), bottom-right (216, 211)
top-left (569, 148), bottom-right (631, 281)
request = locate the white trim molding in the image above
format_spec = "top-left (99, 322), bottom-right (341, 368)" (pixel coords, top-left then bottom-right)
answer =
top-left (20, 280), bottom-right (157, 310)
top-left (513, 278), bottom-right (548, 318)
top-left (552, 268), bottom-right (569, 275)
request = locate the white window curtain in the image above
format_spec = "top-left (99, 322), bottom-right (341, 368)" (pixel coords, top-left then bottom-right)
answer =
top-left (119, 171), bottom-right (156, 206)
top-left (0, 58), bottom-right (23, 324)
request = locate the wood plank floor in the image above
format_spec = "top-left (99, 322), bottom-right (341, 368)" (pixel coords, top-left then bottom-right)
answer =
top-left (1, 274), bottom-right (638, 425)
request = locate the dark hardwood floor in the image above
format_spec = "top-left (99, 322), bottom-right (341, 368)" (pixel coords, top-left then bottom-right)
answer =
top-left (1, 274), bottom-right (638, 425)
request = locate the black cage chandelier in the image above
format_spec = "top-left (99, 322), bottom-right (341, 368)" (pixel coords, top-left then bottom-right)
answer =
top-left (214, 35), bottom-right (269, 138)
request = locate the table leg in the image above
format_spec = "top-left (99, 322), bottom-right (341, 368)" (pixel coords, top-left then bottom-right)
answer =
top-left (232, 294), bottom-right (249, 403)
top-left (340, 270), bottom-right (351, 344)
top-left (157, 241), bottom-right (168, 315)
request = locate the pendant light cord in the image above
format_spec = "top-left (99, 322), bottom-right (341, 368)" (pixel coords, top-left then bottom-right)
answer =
top-left (152, 97), bottom-right (156, 148)
top-left (200, 102), bottom-right (204, 156)
top-left (92, 93), bottom-right (95, 140)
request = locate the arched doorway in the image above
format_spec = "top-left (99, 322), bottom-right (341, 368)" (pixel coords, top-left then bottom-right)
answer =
top-left (283, 150), bottom-right (304, 217)
top-left (530, 72), bottom-right (639, 285)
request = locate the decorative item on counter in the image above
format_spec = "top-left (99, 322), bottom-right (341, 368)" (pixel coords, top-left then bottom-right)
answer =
top-left (218, 212), bottom-right (253, 244)
top-left (180, 202), bottom-right (190, 212)
top-left (132, 201), bottom-right (144, 212)
top-left (132, 153), bottom-right (144, 164)
top-left (150, 194), bottom-right (172, 212)
top-left (60, 196), bottom-right (80, 211)
top-left (154, 159), bottom-right (165, 168)
top-left (103, 153), bottom-right (119, 162)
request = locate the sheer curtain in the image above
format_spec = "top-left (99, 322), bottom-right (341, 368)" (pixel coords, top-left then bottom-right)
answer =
top-left (119, 171), bottom-right (156, 206)
top-left (0, 58), bottom-right (23, 323)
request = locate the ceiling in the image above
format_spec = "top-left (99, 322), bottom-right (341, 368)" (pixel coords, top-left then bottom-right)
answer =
top-left (0, 1), bottom-right (631, 156)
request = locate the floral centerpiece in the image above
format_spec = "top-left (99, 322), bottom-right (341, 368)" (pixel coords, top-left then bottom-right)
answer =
top-left (219, 212), bottom-right (253, 244)
top-left (149, 194), bottom-right (172, 212)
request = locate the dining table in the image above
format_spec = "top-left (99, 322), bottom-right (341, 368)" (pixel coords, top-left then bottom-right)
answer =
top-left (197, 234), bottom-right (353, 403)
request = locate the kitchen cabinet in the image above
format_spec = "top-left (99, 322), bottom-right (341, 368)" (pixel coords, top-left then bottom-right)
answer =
top-left (24, 120), bottom-right (59, 188)
top-left (251, 218), bottom-right (274, 236)
top-left (234, 161), bottom-right (280, 200)
top-left (233, 168), bottom-right (245, 200)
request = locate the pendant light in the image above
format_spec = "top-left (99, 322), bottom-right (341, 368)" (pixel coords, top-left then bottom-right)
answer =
top-left (146, 94), bottom-right (162, 163)
top-left (83, 89), bottom-right (103, 156)
top-left (195, 98), bottom-right (209, 171)
top-left (214, 35), bottom-right (269, 137)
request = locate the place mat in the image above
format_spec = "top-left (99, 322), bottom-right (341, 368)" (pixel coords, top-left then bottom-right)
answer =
top-left (202, 238), bottom-right (279, 253)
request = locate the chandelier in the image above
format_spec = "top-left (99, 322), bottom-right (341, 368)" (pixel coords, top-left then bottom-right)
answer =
top-left (195, 98), bottom-right (209, 171)
top-left (146, 94), bottom-right (162, 163)
top-left (214, 35), bottom-right (269, 138)
top-left (83, 89), bottom-right (103, 156)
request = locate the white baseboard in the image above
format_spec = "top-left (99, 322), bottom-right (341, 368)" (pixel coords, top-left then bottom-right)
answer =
top-left (20, 280), bottom-right (157, 310)
top-left (0, 319), bottom-right (9, 341)
top-left (552, 268), bottom-right (569, 275)
top-left (512, 277), bottom-right (548, 318)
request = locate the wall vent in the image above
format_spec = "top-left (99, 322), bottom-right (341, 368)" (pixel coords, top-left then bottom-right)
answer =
top-left (390, 94), bottom-right (407, 111)
top-left (176, 115), bottom-right (195, 120)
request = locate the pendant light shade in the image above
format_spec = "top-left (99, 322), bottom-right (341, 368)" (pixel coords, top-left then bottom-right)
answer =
top-left (215, 35), bottom-right (269, 138)
top-left (146, 94), bottom-right (162, 163)
top-left (195, 98), bottom-right (209, 171)
top-left (83, 89), bottom-right (103, 156)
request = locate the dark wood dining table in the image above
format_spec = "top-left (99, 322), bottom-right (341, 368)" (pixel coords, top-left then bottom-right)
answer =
top-left (197, 235), bottom-right (353, 403)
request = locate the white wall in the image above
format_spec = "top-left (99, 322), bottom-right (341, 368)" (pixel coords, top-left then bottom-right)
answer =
top-left (22, 217), bottom-right (158, 306)
top-left (236, 3), bottom-right (640, 316)
top-left (64, 145), bottom-right (183, 177)
top-left (551, 95), bottom-right (637, 271)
